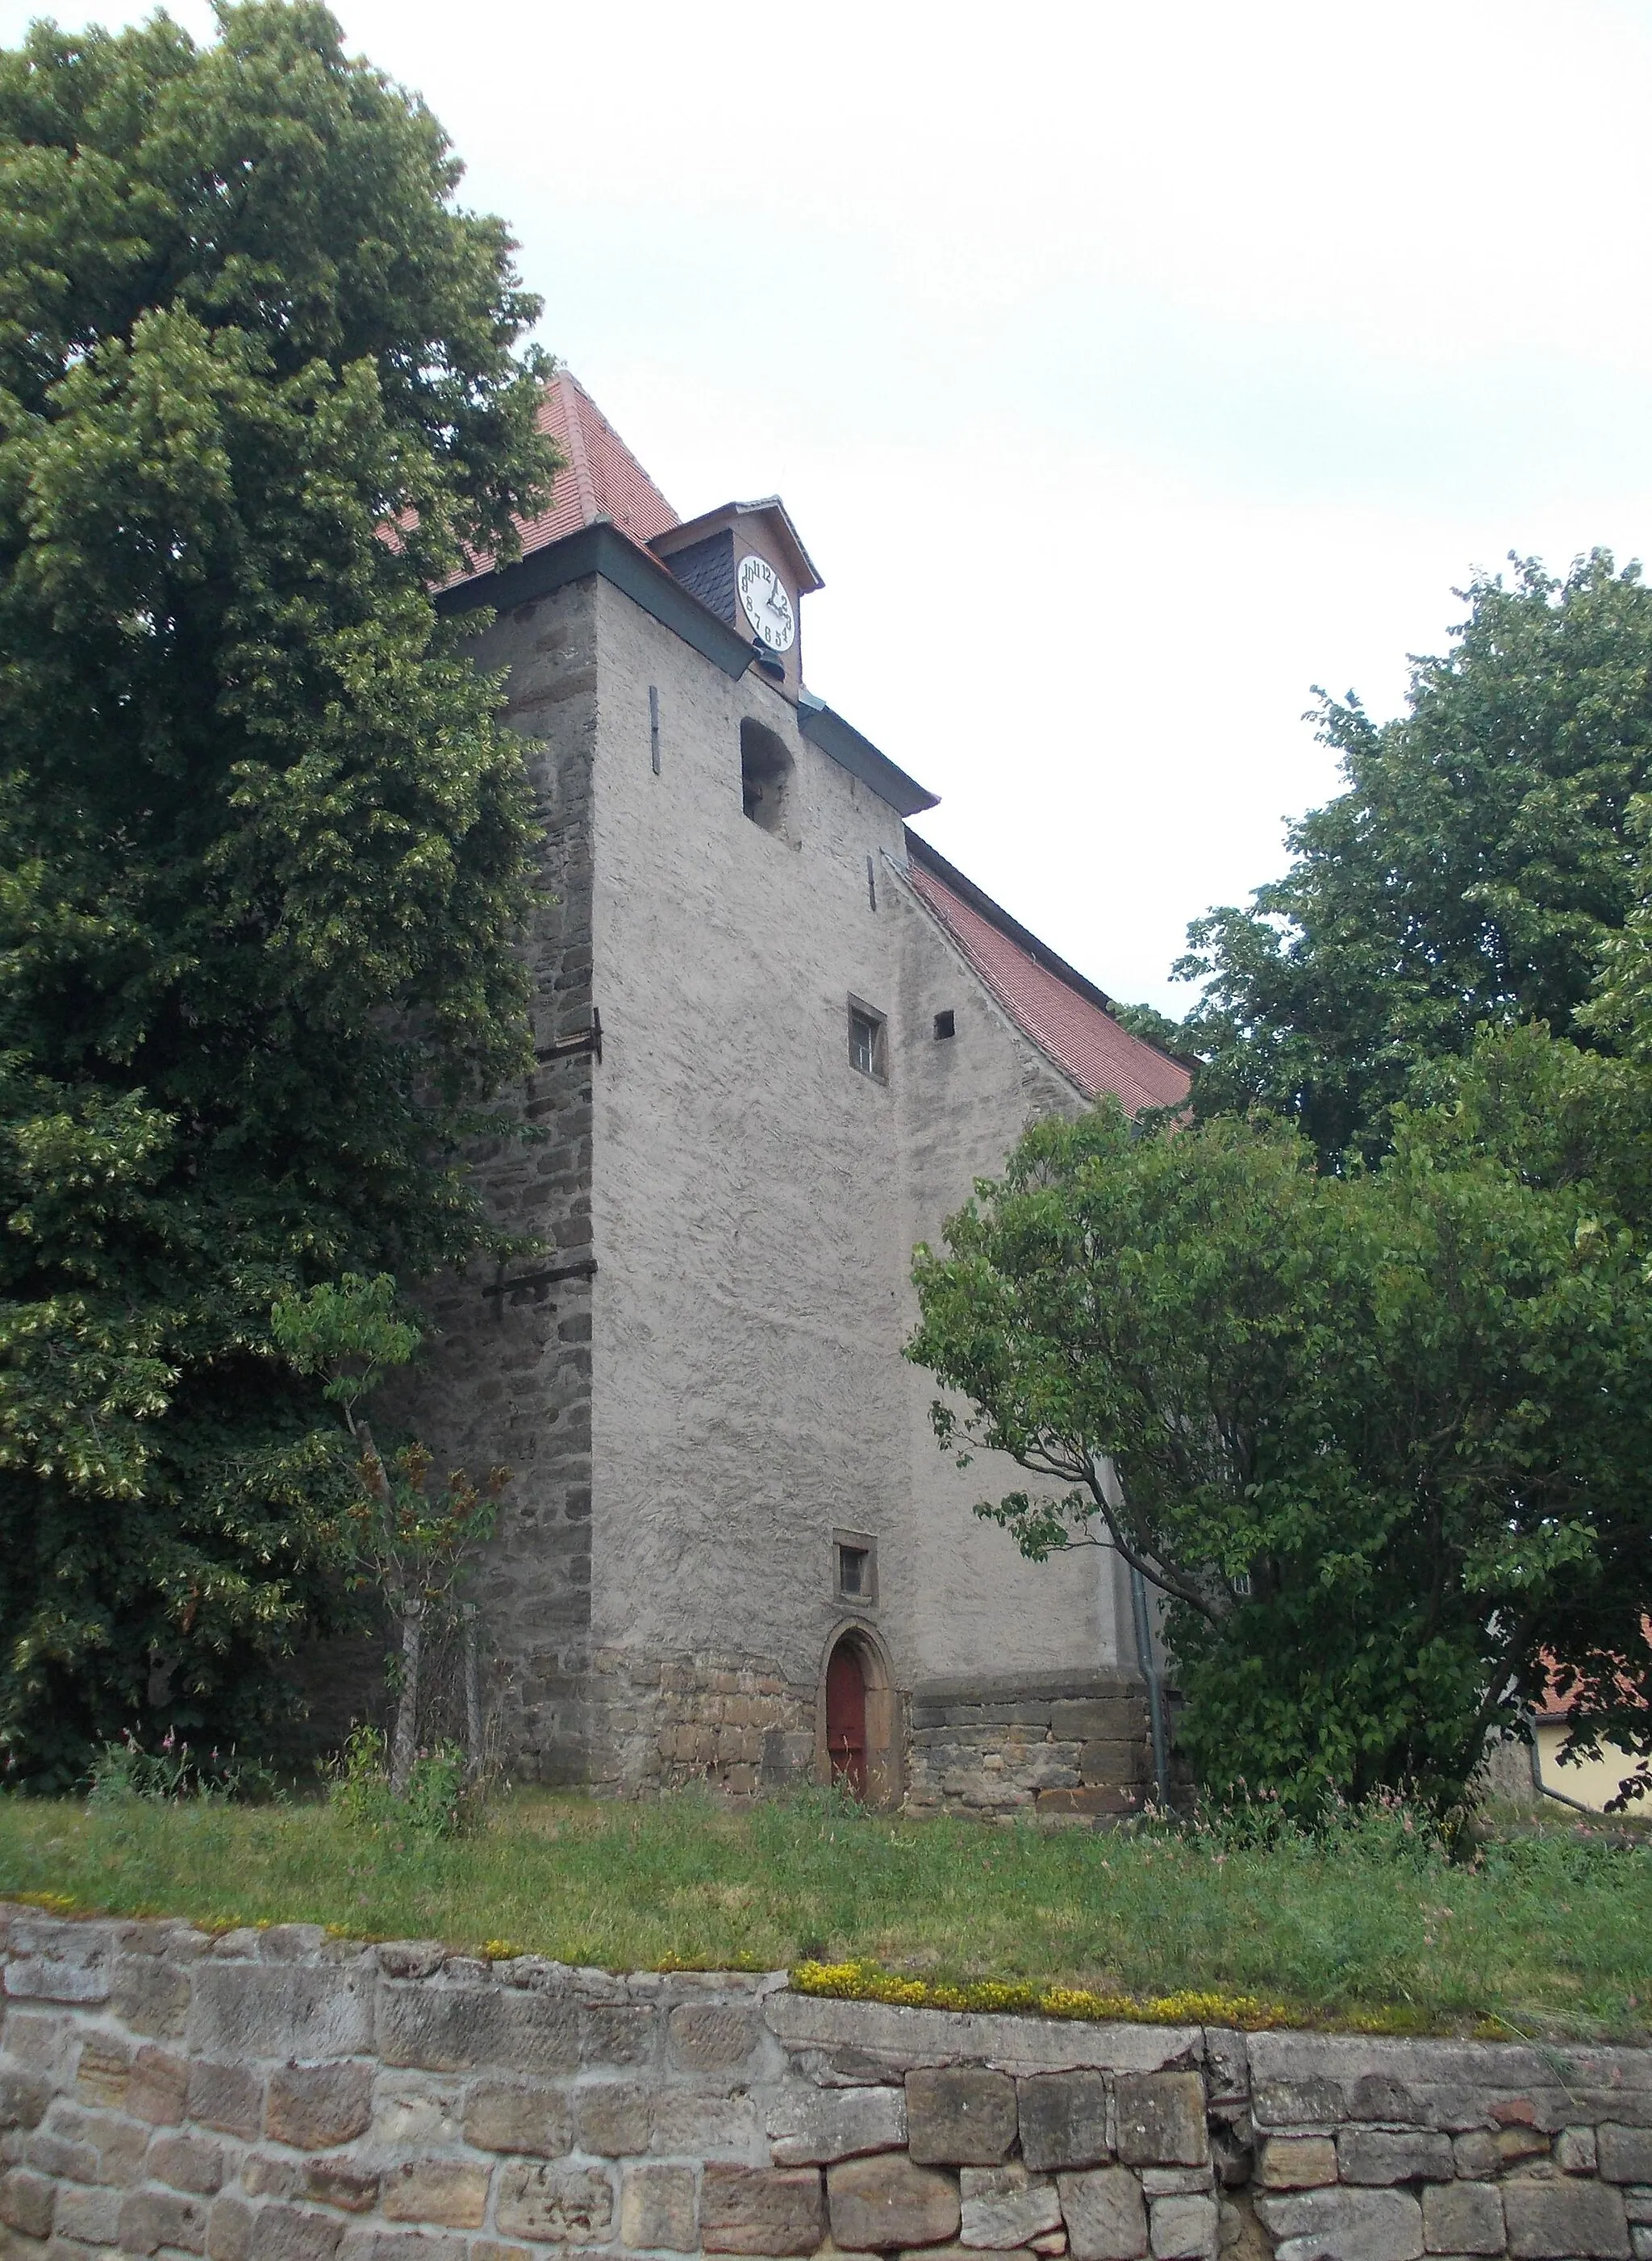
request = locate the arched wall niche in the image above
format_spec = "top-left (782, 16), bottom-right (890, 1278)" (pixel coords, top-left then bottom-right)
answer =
top-left (740, 716), bottom-right (793, 838)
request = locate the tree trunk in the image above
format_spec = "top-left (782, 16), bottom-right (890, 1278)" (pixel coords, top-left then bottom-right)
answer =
top-left (390, 1596), bottom-right (423, 1797)
top-left (463, 1603), bottom-right (483, 1781)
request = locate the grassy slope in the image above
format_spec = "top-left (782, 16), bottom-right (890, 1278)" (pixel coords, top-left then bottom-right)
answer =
top-left (0, 1788), bottom-right (1647, 2041)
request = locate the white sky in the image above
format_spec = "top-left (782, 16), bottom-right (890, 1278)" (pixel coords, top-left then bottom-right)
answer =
top-left (8, 0), bottom-right (1652, 1012)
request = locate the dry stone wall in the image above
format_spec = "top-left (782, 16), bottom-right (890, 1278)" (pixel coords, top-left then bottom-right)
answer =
top-left (2, 1909), bottom-right (1650, 2261)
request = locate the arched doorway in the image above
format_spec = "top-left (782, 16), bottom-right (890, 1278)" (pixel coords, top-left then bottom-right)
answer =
top-left (817, 1625), bottom-right (900, 1808)
top-left (825, 1638), bottom-right (868, 1796)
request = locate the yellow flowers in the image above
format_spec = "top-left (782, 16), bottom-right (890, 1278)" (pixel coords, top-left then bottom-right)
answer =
top-left (791, 1959), bottom-right (1286, 2030)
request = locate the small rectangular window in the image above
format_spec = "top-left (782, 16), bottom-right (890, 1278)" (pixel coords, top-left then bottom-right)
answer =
top-left (834, 1529), bottom-right (878, 1605)
top-left (933, 1009), bottom-right (956, 1040)
top-left (848, 999), bottom-right (886, 1080)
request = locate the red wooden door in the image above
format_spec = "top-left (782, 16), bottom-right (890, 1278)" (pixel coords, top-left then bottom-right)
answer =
top-left (826, 1642), bottom-right (868, 1798)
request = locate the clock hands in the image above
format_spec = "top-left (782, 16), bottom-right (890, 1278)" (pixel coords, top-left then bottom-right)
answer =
top-left (738, 559), bottom-right (794, 649)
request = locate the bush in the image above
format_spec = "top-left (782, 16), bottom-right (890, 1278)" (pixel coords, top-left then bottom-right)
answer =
top-left (327, 1723), bottom-right (470, 1840)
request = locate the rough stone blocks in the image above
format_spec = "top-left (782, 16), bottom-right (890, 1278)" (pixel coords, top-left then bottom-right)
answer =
top-left (906, 2069), bottom-right (1018, 2164)
top-left (961, 2162), bottom-right (1063, 2248)
top-left (1337, 2126), bottom-right (1454, 2185)
top-left (1019, 2073), bottom-right (1112, 2173)
top-left (621, 2161), bottom-right (699, 2251)
top-left (576, 2078), bottom-right (652, 2156)
top-left (668, 2003), bottom-right (763, 2075)
top-left (186, 2059), bottom-right (263, 2139)
top-left (1255, 2184), bottom-right (1425, 2260)
top-left (1058, 2166), bottom-right (1149, 2261)
top-left (650, 2087), bottom-right (761, 2159)
top-left (0, 2167), bottom-right (55, 2240)
top-left (1259, 2136), bottom-right (1337, 2190)
top-left (188, 1963), bottom-right (373, 2061)
top-left (702, 2163), bottom-right (826, 2254)
top-left (494, 2160), bottom-right (615, 2243)
top-left (5, 1921), bottom-right (115, 2005)
top-left (377, 1982), bottom-right (578, 2075)
top-left (381, 2156), bottom-right (490, 2228)
top-left (10, 1921), bottom-right (1652, 2261)
top-left (463, 2077), bottom-right (573, 2155)
top-left (1502, 2171), bottom-right (1631, 2257)
top-left (1147, 2190), bottom-right (1217, 2259)
top-left (130, 2042), bottom-right (190, 2124)
top-left (828, 2154), bottom-right (961, 2250)
top-left (1421, 2177), bottom-right (1504, 2255)
top-left (118, 2183), bottom-right (213, 2255)
top-left (768, 2084), bottom-right (907, 2166)
top-left (1116, 2075), bottom-right (1207, 2170)
top-left (266, 2062), bottom-right (373, 2150)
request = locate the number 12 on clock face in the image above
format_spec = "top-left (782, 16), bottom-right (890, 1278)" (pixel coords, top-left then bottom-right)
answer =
top-left (737, 555), bottom-right (795, 653)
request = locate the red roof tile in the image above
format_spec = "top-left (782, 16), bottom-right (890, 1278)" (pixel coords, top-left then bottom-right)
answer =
top-left (904, 837), bottom-right (1191, 1114)
top-left (507, 370), bottom-right (680, 561)
top-left (1536, 1629), bottom-right (1651, 1720)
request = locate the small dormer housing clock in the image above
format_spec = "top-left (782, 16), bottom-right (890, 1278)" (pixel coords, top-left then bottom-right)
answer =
top-left (737, 553), bottom-right (796, 653)
top-left (652, 499), bottom-right (823, 685)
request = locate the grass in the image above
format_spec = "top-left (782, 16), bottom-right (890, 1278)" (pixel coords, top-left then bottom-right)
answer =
top-left (0, 1786), bottom-right (1647, 2042)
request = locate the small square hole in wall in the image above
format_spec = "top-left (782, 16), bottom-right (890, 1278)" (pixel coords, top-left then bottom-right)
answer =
top-left (933, 1009), bottom-right (956, 1040)
top-left (835, 1529), bottom-right (878, 1605)
top-left (848, 999), bottom-right (887, 1080)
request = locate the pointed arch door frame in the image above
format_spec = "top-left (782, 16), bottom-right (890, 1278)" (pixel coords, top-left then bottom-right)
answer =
top-left (815, 1621), bottom-right (902, 1810)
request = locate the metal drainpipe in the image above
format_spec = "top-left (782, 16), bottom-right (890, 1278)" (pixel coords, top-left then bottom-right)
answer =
top-left (1128, 1560), bottom-right (1172, 1812)
top-left (1093, 1452), bottom-right (1173, 1812)
top-left (1528, 1716), bottom-right (1596, 1815)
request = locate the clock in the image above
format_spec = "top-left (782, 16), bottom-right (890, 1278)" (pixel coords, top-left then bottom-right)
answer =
top-left (736, 552), bottom-right (796, 653)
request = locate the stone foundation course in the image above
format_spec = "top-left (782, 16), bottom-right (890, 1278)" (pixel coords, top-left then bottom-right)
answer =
top-left (903, 1679), bottom-right (1163, 1824)
top-left (0, 1908), bottom-right (1649, 2260)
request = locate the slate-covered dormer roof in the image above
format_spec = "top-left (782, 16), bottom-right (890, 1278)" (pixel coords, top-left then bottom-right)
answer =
top-left (903, 833), bottom-right (1192, 1114)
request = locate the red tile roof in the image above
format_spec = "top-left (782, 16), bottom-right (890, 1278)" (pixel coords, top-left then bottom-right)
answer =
top-left (904, 836), bottom-right (1192, 1114)
top-left (1535, 1629), bottom-right (1651, 1721)
top-left (507, 370), bottom-right (681, 561)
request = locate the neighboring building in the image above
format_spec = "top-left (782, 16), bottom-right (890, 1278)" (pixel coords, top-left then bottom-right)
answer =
top-left (414, 373), bottom-right (1190, 1813)
top-left (1526, 1642), bottom-right (1650, 1814)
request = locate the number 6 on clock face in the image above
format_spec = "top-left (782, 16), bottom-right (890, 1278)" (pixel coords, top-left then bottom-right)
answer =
top-left (736, 553), bottom-right (796, 653)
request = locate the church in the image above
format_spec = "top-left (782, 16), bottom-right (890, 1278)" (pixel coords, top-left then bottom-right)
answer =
top-left (415, 373), bottom-right (1191, 1815)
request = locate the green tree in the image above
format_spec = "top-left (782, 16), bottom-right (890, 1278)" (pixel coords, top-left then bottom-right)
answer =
top-left (0, 1), bottom-right (553, 1783)
top-left (271, 1273), bottom-right (504, 1794)
top-left (1179, 554), bottom-right (1652, 1161)
top-left (908, 1037), bottom-right (1652, 1813)
top-left (1108, 1000), bottom-right (1191, 1058)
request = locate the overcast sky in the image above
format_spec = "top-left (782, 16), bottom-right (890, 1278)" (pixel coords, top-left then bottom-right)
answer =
top-left (6, 0), bottom-right (1652, 1012)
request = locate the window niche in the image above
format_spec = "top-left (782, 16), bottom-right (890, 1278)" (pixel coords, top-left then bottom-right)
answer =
top-left (740, 717), bottom-right (793, 839)
top-left (834, 1529), bottom-right (878, 1607)
top-left (848, 997), bottom-right (887, 1081)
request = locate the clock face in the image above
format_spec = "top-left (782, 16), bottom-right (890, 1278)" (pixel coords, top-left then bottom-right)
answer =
top-left (736, 552), bottom-right (797, 653)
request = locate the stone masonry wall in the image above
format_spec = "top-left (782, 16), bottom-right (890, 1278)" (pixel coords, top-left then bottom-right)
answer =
top-left (3, 1908), bottom-right (1650, 2261)
top-left (586, 1650), bottom-right (816, 1802)
top-left (394, 580), bottom-right (602, 1783)
top-left (905, 1678), bottom-right (1155, 1823)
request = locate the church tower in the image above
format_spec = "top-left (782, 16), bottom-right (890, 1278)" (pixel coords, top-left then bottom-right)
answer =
top-left (409, 374), bottom-right (1190, 1814)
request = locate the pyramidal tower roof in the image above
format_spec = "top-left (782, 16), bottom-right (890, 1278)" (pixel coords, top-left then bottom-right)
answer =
top-left (507, 370), bottom-right (681, 564)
